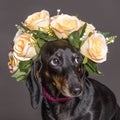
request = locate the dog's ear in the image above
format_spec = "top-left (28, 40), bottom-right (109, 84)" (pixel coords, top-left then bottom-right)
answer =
top-left (26, 56), bottom-right (42, 109)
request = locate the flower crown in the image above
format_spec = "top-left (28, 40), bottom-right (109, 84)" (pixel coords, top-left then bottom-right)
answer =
top-left (8, 10), bottom-right (117, 81)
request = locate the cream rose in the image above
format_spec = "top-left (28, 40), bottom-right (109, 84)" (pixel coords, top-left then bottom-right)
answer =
top-left (50, 14), bottom-right (83, 39)
top-left (13, 32), bottom-right (37, 61)
top-left (80, 33), bottom-right (108, 63)
top-left (8, 51), bottom-right (19, 73)
top-left (24, 10), bottom-right (50, 32)
top-left (85, 23), bottom-right (95, 36)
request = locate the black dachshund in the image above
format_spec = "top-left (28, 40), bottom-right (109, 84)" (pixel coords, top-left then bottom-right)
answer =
top-left (26, 40), bottom-right (120, 120)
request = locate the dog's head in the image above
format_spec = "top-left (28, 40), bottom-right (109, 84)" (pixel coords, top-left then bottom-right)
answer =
top-left (26, 39), bottom-right (87, 108)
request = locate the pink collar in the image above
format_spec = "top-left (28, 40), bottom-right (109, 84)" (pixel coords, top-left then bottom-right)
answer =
top-left (42, 86), bottom-right (72, 103)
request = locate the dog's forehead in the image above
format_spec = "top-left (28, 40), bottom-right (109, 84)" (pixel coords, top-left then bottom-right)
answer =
top-left (54, 48), bottom-right (74, 58)
top-left (41, 40), bottom-right (77, 57)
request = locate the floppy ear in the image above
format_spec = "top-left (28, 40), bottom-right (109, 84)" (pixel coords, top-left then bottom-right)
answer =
top-left (26, 56), bottom-right (42, 109)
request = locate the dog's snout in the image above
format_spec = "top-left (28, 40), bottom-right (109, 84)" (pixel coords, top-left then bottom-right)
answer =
top-left (71, 87), bottom-right (81, 96)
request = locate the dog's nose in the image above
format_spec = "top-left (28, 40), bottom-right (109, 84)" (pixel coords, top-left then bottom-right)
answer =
top-left (71, 88), bottom-right (81, 96)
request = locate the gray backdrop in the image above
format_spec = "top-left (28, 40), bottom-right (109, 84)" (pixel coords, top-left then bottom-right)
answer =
top-left (0, 0), bottom-right (120, 120)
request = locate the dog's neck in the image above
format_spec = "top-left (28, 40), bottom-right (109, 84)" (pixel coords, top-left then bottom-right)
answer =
top-left (42, 86), bottom-right (72, 103)
top-left (41, 78), bottom-right (72, 103)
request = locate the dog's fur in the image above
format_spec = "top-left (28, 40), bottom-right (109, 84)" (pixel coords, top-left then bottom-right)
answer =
top-left (26, 40), bottom-right (120, 120)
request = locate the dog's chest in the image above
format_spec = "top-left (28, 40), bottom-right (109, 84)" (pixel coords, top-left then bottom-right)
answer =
top-left (56, 112), bottom-right (72, 120)
top-left (53, 103), bottom-right (76, 120)
top-left (55, 110), bottom-right (74, 120)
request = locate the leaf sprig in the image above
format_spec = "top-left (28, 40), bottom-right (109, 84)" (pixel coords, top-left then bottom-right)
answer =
top-left (12, 60), bottom-right (32, 81)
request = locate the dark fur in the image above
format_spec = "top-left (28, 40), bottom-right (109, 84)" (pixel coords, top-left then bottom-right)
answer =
top-left (26, 40), bottom-right (120, 120)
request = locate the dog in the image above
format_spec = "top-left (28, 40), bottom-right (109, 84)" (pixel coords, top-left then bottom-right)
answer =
top-left (26, 39), bottom-right (120, 120)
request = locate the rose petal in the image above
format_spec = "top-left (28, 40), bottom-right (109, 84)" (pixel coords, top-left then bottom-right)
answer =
top-left (8, 51), bottom-right (19, 73)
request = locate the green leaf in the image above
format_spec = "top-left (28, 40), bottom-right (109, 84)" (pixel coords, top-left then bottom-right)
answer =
top-left (12, 69), bottom-right (27, 81)
top-left (16, 75), bottom-right (27, 82)
top-left (32, 30), bottom-right (57, 42)
top-left (68, 31), bottom-right (80, 49)
top-left (84, 60), bottom-right (102, 75)
top-left (37, 39), bottom-right (46, 48)
top-left (33, 39), bottom-right (45, 55)
top-left (102, 32), bottom-right (110, 37)
top-left (82, 57), bottom-right (88, 64)
top-left (19, 60), bottom-right (32, 73)
top-left (35, 44), bottom-right (41, 55)
top-left (79, 23), bottom-right (87, 38)
top-left (68, 23), bottom-right (87, 49)
top-left (17, 23), bottom-right (31, 33)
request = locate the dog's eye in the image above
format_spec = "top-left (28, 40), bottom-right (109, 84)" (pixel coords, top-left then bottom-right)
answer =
top-left (50, 58), bottom-right (60, 66)
top-left (74, 56), bottom-right (81, 64)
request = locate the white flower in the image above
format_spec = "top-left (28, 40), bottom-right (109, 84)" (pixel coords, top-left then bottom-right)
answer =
top-left (50, 14), bottom-right (83, 39)
top-left (24, 10), bottom-right (50, 33)
top-left (80, 33), bottom-right (108, 63)
top-left (13, 32), bottom-right (37, 61)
